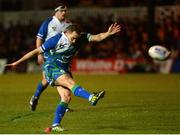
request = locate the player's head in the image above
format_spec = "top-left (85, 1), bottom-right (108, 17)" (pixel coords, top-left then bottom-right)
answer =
top-left (54, 3), bottom-right (67, 21)
top-left (64, 24), bottom-right (81, 44)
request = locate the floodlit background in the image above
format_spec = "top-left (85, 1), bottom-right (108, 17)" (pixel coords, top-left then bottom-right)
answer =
top-left (0, 0), bottom-right (179, 134)
top-left (0, 0), bottom-right (180, 74)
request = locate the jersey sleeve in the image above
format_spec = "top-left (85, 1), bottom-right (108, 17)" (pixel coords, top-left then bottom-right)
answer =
top-left (37, 18), bottom-right (52, 40)
top-left (80, 33), bottom-right (92, 43)
top-left (40, 34), bottom-right (62, 52)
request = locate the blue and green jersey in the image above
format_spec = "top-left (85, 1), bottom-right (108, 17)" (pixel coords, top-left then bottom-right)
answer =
top-left (40, 32), bottom-right (91, 85)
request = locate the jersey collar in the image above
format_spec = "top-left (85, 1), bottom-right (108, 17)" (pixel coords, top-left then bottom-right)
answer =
top-left (53, 16), bottom-right (62, 25)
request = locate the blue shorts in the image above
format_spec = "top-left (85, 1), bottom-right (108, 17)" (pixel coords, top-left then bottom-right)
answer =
top-left (42, 62), bottom-right (68, 85)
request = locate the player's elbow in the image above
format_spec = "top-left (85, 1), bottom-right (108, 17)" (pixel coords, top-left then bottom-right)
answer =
top-left (90, 35), bottom-right (102, 42)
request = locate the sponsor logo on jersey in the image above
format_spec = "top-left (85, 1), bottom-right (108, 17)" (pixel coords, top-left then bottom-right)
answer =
top-left (52, 27), bottom-right (57, 31)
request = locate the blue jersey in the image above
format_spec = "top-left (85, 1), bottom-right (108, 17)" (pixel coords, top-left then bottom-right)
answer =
top-left (37, 16), bottom-right (71, 59)
top-left (40, 32), bottom-right (91, 70)
top-left (40, 32), bottom-right (76, 70)
top-left (40, 32), bottom-right (91, 85)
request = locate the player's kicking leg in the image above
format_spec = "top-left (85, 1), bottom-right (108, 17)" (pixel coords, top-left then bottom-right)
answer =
top-left (71, 84), bottom-right (105, 106)
top-left (44, 71), bottom-right (105, 133)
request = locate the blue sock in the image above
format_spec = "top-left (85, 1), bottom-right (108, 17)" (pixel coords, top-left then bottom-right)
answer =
top-left (34, 82), bottom-right (48, 97)
top-left (52, 102), bottom-right (68, 127)
top-left (71, 85), bottom-right (92, 100)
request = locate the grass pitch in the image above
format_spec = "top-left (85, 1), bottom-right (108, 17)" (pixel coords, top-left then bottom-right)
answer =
top-left (0, 73), bottom-right (180, 133)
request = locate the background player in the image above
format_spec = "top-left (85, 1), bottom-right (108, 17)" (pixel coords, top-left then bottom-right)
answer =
top-left (30, 3), bottom-right (72, 111)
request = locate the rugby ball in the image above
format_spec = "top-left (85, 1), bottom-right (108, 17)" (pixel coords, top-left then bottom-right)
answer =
top-left (148, 45), bottom-right (171, 60)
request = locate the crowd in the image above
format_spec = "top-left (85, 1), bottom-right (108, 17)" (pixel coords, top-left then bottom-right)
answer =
top-left (0, 13), bottom-right (180, 70)
top-left (70, 13), bottom-right (180, 60)
top-left (0, 0), bottom-right (179, 11)
top-left (71, 0), bottom-right (178, 7)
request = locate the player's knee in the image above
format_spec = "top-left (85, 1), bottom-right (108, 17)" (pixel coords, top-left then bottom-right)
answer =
top-left (63, 78), bottom-right (75, 89)
top-left (62, 91), bottom-right (71, 103)
top-left (69, 80), bottom-right (75, 88)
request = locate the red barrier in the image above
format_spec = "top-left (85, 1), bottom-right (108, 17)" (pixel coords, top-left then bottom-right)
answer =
top-left (71, 58), bottom-right (144, 73)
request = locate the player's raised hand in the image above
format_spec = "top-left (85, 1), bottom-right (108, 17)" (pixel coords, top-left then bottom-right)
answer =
top-left (107, 23), bottom-right (121, 35)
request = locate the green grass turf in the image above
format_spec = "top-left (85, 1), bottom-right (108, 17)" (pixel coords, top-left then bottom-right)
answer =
top-left (0, 73), bottom-right (180, 133)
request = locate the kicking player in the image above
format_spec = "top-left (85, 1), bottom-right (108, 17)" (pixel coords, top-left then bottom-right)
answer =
top-left (30, 3), bottom-right (72, 111)
top-left (7, 23), bottom-right (121, 133)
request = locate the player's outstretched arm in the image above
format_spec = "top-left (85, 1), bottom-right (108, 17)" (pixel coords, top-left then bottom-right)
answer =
top-left (6, 48), bottom-right (41, 67)
top-left (89, 23), bottom-right (121, 42)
